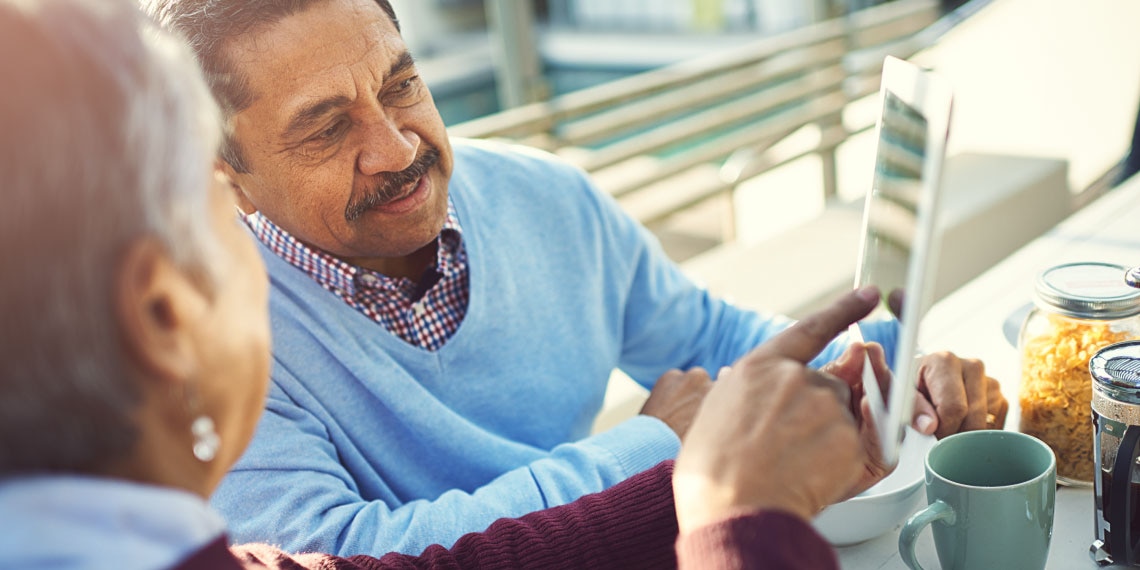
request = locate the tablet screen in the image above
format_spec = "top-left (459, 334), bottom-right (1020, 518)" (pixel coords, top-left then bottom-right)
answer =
top-left (859, 91), bottom-right (928, 328)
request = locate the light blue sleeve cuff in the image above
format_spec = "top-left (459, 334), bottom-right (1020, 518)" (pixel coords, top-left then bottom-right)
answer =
top-left (808, 318), bottom-right (900, 371)
top-left (579, 415), bottom-right (681, 477)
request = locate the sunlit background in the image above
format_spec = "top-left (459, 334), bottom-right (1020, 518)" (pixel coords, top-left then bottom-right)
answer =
top-left (383, 0), bottom-right (1140, 427)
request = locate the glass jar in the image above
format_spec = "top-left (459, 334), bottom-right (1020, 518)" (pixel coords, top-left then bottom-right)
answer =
top-left (1018, 262), bottom-right (1140, 486)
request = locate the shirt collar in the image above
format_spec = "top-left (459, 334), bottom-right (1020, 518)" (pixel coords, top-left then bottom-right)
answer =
top-left (0, 475), bottom-right (225, 569)
top-left (244, 201), bottom-right (463, 298)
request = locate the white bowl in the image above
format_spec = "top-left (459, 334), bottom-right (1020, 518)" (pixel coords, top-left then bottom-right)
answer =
top-left (812, 427), bottom-right (937, 546)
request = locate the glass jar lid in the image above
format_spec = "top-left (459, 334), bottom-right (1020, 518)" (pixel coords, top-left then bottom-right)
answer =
top-left (1091, 340), bottom-right (1140, 391)
top-left (1034, 262), bottom-right (1140, 319)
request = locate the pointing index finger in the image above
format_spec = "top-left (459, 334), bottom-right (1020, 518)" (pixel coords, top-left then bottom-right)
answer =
top-left (753, 286), bottom-right (881, 364)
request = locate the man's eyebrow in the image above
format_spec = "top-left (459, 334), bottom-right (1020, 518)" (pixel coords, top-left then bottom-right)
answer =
top-left (388, 51), bottom-right (416, 80)
top-left (283, 95), bottom-right (352, 140)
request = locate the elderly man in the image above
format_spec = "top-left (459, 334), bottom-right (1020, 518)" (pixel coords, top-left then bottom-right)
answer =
top-left (145, 0), bottom-right (1007, 556)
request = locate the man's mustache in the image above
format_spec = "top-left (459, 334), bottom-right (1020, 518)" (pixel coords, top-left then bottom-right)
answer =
top-left (345, 146), bottom-right (441, 222)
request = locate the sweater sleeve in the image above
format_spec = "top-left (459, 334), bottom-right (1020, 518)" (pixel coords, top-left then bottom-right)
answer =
top-left (213, 370), bottom-right (678, 557)
top-left (220, 461), bottom-right (678, 570)
top-left (675, 511), bottom-right (838, 570)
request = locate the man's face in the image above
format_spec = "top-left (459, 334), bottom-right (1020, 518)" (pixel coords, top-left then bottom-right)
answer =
top-left (221, 0), bottom-right (453, 264)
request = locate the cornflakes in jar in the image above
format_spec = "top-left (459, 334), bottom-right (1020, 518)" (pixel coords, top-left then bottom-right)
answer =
top-left (1017, 262), bottom-right (1140, 485)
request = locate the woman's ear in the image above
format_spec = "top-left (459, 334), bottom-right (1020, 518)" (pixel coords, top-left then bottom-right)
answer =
top-left (215, 161), bottom-right (257, 216)
top-left (114, 237), bottom-right (209, 387)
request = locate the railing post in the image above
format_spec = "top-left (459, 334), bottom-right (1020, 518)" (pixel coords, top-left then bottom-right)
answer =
top-left (485, 0), bottom-right (548, 110)
top-left (819, 112), bottom-right (844, 200)
top-left (817, 2), bottom-right (859, 202)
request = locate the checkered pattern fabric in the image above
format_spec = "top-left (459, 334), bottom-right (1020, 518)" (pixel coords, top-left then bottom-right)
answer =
top-left (244, 205), bottom-right (469, 352)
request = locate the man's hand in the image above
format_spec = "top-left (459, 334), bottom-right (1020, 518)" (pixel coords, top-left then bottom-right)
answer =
top-left (821, 343), bottom-right (1011, 495)
top-left (878, 288), bottom-right (1009, 437)
top-left (819, 342), bottom-right (894, 498)
top-left (639, 368), bottom-right (714, 440)
top-left (912, 352), bottom-right (1009, 438)
top-left (673, 287), bottom-right (880, 533)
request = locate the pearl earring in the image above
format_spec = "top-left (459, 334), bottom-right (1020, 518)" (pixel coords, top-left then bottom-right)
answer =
top-left (191, 416), bottom-right (220, 462)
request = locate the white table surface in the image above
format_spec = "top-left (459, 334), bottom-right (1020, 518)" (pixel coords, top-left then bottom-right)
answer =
top-left (835, 173), bottom-right (1140, 569)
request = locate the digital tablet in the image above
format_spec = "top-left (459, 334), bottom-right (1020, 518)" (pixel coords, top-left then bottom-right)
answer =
top-left (850, 55), bottom-right (954, 467)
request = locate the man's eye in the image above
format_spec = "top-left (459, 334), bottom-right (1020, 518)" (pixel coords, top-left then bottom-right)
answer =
top-left (317, 120), bottom-right (348, 140)
top-left (383, 76), bottom-right (423, 107)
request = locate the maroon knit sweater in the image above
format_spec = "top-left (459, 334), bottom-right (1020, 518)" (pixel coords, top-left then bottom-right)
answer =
top-left (174, 460), bottom-right (838, 570)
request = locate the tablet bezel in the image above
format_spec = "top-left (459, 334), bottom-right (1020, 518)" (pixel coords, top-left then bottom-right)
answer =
top-left (853, 55), bottom-right (954, 467)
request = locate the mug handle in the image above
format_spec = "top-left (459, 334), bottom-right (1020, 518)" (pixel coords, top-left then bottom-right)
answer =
top-left (1109, 425), bottom-right (1140, 564)
top-left (899, 500), bottom-right (956, 570)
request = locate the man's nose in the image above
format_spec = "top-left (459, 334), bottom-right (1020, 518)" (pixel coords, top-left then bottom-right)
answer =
top-left (357, 112), bottom-right (419, 175)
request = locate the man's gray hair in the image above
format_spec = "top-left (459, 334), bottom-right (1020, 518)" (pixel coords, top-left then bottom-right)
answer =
top-left (142, 0), bottom-right (399, 173)
top-left (0, 0), bottom-right (223, 473)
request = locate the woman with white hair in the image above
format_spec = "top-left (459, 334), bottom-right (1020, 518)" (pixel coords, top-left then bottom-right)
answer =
top-left (0, 1), bottom-right (678, 566)
top-left (0, 0), bottom-right (881, 567)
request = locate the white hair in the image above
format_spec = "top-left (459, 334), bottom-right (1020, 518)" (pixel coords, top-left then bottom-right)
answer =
top-left (135, 13), bottom-right (226, 275)
top-left (0, 0), bottom-right (224, 472)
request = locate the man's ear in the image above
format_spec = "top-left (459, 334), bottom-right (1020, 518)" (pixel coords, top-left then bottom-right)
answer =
top-left (115, 237), bottom-right (209, 387)
top-left (216, 160), bottom-right (258, 216)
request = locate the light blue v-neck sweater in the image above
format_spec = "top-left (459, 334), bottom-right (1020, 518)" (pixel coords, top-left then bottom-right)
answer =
top-left (212, 139), bottom-right (897, 557)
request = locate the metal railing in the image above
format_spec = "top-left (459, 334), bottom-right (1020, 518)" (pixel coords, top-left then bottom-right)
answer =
top-left (450, 0), bottom-right (945, 241)
top-left (543, 0), bottom-right (899, 32)
top-left (546, 0), bottom-right (762, 32)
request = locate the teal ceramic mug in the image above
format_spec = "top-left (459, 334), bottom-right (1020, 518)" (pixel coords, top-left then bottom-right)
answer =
top-left (898, 430), bottom-right (1056, 570)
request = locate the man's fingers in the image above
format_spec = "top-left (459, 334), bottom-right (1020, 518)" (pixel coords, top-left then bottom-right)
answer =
top-left (921, 354), bottom-right (969, 438)
top-left (986, 376), bottom-right (1008, 428)
top-left (911, 391), bottom-right (939, 435)
top-left (887, 288), bottom-right (905, 321)
top-left (819, 343), bottom-right (866, 389)
top-left (752, 286), bottom-right (880, 364)
top-left (959, 359), bottom-right (989, 431)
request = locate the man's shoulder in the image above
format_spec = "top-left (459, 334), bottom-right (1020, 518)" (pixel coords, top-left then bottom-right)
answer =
top-left (448, 137), bottom-right (606, 219)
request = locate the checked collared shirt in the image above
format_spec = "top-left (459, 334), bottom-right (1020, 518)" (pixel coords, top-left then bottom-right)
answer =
top-left (244, 204), bottom-right (469, 352)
